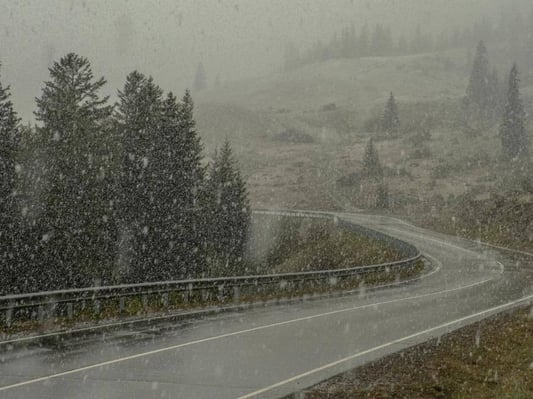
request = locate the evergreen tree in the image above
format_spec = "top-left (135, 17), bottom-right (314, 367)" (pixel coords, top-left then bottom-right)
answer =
top-left (117, 75), bottom-right (207, 281)
top-left (487, 68), bottom-right (503, 115)
top-left (362, 138), bottom-right (383, 179)
top-left (466, 41), bottom-right (490, 112)
top-left (376, 183), bottom-right (389, 209)
top-left (116, 71), bottom-right (164, 281)
top-left (382, 92), bottom-right (400, 135)
top-left (500, 64), bottom-right (529, 159)
top-left (159, 90), bottom-right (206, 278)
top-left (206, 140), bottom-right (250, 276)
top-left (193, 62), bottom-right (207, 92)
top-left (35, 53), bottom-right (116, 288)
top-left (0, 66), bottom-right (21, 292)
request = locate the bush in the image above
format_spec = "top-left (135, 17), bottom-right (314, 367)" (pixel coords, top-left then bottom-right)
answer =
top-left (363, 114), bottom-right (383, 133)
top-left (432, 161), bottom-right (454, 179)
top-left (321, 103), bottom-right (337, 112)
top-left (272, 128), bottom-right (315, 144)
top-left (410, 145), bottom-right (432, 159)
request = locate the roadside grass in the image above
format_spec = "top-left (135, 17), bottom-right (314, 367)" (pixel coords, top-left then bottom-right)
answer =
top-left (273, 225), bottom-right (404, 274)
top-left (304, 306), bottom-right (533, 399)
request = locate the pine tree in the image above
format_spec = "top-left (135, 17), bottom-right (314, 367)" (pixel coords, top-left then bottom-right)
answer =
top-left (487, 68), bottom-right (503, 116)
top-left (116, 71), bottom-right (164, 281)
top-left (158, 90), bottom-right (206, 278)
top-left (500, 64), bottom-right (529, 159)
top-left (376, 183), bottom-right (389, 209)
top-left (35, 53), bottom-right (116, 288)
top-left (466, 41), bottom-right (490, 112)
top-left (0, 66), bottom-right (21, 293)
top-left (382, 92), bottom-right (400, 136)
top-left (206, 140), bottom-right (250, 276)
top-left (193, 62), bottom-right (207, 92)
top-left (362, 138), bottom-right (383, 179)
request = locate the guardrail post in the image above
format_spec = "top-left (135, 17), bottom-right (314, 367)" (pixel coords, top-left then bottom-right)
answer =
top-left (67, 302), bottom-right (73, 319)
top-left (233, 286), bottom-right (240, 304)
top-left (184, 283), bottom-right (192, 304)
top-left (6, 301), bottom-right (14, 328)
top-left (93, 299), bottom-right (100, 315)
top-left (217, 285), bottom-right (224, 302)
top-left (142, 295), bottom-right (148, 310)
top-left (119, 297), bottom-right (125, 313)
top-left (161, 293), bottom-right (169, 308)
top-left (48, 298), bottom-right (57, 319)
top-left (38, 305), bottom-right (44, 323)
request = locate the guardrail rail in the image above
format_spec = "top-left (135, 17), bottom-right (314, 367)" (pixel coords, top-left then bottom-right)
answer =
top-left (0, 211), bottom-right (422, 333)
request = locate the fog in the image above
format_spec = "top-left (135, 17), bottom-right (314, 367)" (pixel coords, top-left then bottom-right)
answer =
top-left (0, 0), bottom-right (528, 121)
top-left (1, 1), bottom-right (533, 398)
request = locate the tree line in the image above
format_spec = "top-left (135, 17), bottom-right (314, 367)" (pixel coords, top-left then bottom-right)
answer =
top-left (283, 7), bottom-right (533, 71)
top-left (0, 53), bottom-right (250, 295)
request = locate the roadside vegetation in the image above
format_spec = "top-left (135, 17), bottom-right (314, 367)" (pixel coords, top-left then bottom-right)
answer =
top-left (305, 307), bottom-right (533, 399)
top-left (247, 215), bottom-right (404, 274)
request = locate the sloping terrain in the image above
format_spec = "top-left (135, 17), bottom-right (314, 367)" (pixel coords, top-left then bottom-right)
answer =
top-left (193, 50), bottom-right (533, 211)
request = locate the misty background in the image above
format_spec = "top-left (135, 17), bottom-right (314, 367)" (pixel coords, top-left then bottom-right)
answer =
top-left (1, 0), bottom-right (529, 122)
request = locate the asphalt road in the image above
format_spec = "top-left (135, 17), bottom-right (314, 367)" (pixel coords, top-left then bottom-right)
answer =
top-left (0, 213), bottom-right (531, 399)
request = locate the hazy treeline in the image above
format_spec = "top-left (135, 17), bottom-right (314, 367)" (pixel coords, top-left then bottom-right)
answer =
top-left (0, 53), bottom-right (250, 295)
top-left (284, 7), bottom-right (533, 71)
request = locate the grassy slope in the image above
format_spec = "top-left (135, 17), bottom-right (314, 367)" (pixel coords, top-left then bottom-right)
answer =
top-left (193, 49), bottom-right (532, 212)
top-left (247, 216), bottom-right (404, 274)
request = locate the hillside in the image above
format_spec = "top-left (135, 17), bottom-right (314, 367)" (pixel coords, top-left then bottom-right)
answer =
top-left (193, 49), bottom-right (533, 211)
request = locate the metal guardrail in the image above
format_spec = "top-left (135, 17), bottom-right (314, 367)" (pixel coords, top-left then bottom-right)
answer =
top-left (0, 210), bottom-right (422, 330)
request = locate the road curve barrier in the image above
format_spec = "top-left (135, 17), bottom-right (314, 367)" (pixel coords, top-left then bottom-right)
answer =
top-left (0, 210), bottom-right (422, 334)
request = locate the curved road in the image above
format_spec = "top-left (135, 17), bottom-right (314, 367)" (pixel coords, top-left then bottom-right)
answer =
top-left (0, 212), bottom-right (532, 399)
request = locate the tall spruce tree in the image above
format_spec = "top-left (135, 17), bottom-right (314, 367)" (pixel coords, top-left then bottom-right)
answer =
top-left (362, 138), bottom-right (383, 179)
top-left (0, 66), bottom-right (21, 293)
top-left (382, 92), bottom-right (400, 136)
top-left (157, 90), bottom-right (206, 279)
top-left (500, 64), bottom-right (529, 159)
top-left (116, 71), bottom-right (164, 281)
top-left (35, 53), bottom-right (116, 288)
top-left (487, 68), bottom-right (503, 115)
top-left (466, 41), bottom-right (490, 112)
top-left (206, 140), bottom-right (250, 276)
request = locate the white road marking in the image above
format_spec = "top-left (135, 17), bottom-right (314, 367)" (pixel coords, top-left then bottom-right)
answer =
top-left (0, 277), bottom-right (492, 392)
top-left (347, 212), bottom-right (533, 258)
top-left (372, 225), bottom-right (504, 274)
top-left (236, 292), bottom-right (533, 399)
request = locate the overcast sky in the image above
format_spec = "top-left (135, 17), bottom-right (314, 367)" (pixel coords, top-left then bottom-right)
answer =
top-left (0, 0), bottom-right (526, 122)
